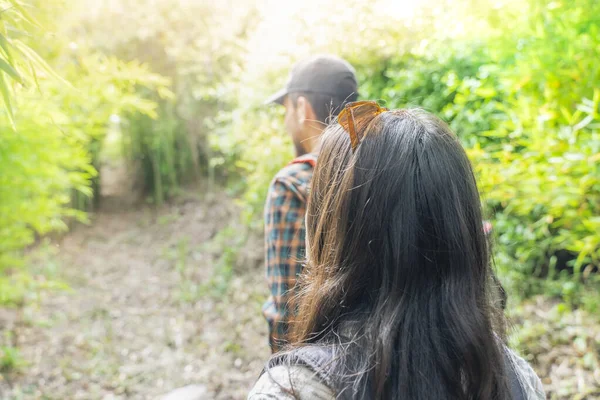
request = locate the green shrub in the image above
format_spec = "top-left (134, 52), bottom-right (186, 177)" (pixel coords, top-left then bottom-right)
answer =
top-left (72, 0), bottom-right (259, 202)
top-left (0, 2), bottom-right (92, 271)
top-left (52, 52), bottom-right (173, 210)
top-left (0, 95), bottom-right (91, 270)
top-left (216, 0), bottom-right (599, 302)
top-left (470, 0), bottom-right (600, 290)
top-left (0, 4), bottom-right (172, 272)
top-left (2, 0), bottom-right (597, 308)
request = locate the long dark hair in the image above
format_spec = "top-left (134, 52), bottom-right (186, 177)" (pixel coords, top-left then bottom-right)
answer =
top-left (291, 109), bottom-right (510, 399)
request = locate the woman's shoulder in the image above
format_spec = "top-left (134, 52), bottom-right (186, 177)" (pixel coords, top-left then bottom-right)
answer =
top-left (248, 364), bottom-right (335, 400)
top-left (248, 345), bottom-right (545, 400)
top-left (504, 347), bottom-right (546, 400)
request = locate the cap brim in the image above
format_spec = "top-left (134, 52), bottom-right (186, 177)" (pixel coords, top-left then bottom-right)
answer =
top-left (264, 88), bottom-right (288, 105)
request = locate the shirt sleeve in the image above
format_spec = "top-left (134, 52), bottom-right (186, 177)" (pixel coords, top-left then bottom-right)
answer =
top-left (248, 366), bottom-right (335, 400)
top-left (263, 177), bottom-right (308, 352)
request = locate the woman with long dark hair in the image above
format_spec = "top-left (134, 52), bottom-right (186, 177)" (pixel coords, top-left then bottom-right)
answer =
top-left (249, 103), bottom-right (544, 400)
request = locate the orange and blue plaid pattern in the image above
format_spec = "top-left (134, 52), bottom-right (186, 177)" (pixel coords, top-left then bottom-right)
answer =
top-left (263, 155), bottom-right (316, 352)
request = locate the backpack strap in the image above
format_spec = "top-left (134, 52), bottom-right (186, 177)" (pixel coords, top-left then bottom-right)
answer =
top-left (264, 344), bottom-right (527, 399)
top-left (288, 153), bottom-right (317, 168)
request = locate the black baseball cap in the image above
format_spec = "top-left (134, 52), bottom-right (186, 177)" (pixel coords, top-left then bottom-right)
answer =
top-left (265, 55), bottom-right (358, 105)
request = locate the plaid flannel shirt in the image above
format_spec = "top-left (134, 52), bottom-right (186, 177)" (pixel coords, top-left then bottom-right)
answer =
top-left (263, 154), bottom-right (316, 352)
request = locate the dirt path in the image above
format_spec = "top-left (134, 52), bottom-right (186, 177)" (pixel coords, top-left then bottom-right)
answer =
top-left (0, 187), bottom-right (269, 399)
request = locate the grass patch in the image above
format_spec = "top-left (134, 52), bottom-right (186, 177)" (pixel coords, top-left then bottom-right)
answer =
top-left (0, 345), bottom-right (26, 374)
top-left (197, 226), bottom-right (246, 298)
top-left (1, 240), bottom-right (69, 307)
top-left (161, 227), bottom-right (247, 303)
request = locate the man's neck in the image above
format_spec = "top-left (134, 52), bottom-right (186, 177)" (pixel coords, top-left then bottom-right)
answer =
top-left (302, 126), bottom-right (325, 154)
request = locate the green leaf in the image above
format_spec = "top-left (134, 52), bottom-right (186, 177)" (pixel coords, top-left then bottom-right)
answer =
top-left (6, 0), bottom-right (42, 29)
top-left (12, 40), bottom-right (71, 87)
top-left (0, 71), bottom-right (15, 129)
top-left (0, 34), bottom-right (12, 62)
top-left (0, 57), bottom-right (21, 83)
top-left (475, 87), bottom-right (497, 99)
top-left (28, 59), bottom-right (40, 93)
top-left (573, 115), bottom-right (594, 132)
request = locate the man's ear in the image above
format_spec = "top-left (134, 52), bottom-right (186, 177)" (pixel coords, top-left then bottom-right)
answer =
top-left (295, 96), bottom-right (308, 125)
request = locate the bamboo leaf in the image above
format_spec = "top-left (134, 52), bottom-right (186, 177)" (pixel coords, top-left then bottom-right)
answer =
top-left (12, 40), bottom-right (72, 87)
top-left (6, 0), bottom-right (42, 28)
top-left (28, 59), bottom-right (40, 93)
top-left (0, 71), bottom-right (15, 129)
top-left (0, 33), bottom-right (12, 62)
top-left (0, 56), bottom-right (21, 83)
top-left (573, 115), bottom-right (594, 132)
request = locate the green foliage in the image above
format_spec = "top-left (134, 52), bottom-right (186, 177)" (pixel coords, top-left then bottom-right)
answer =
top-left (371, 0), bottom-right (600, 296)
top-left (72, 0), bottom-right (259, 202)
top-left (0, 345), bottom-right (25, 374)
top-left (122, 101), bottom-right (196, 205)
top-left (52, 52), bottom-right (174, 208)
top-left (0, 0), bottom-right (48, 127)
top-left (468, 0), bottom-right (600, 290)
top-left (0, 78), bottom-right (91, 272)
top-left (199, 226), bottom-right (247, 297)
top-left (0, 263), bottom-right (69, 307)
top-left (0, 3), bottom-right (172, 278)
top-left (0, 0), bottom-right (598, 311)
top-left (0, 51), bottom-right (169, 268)
top-left (160, 226), bottom-right (246, 302)
top-left (223, 107), bottom-right (293, 227)
top-left (0, 240), bottom-right (68, 307)
top-left (211, 0), bottom-right (599, 304)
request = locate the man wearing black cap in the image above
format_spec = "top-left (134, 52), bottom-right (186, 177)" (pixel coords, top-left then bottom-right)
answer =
top-left (263, 55), bottom-right (358, 352)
